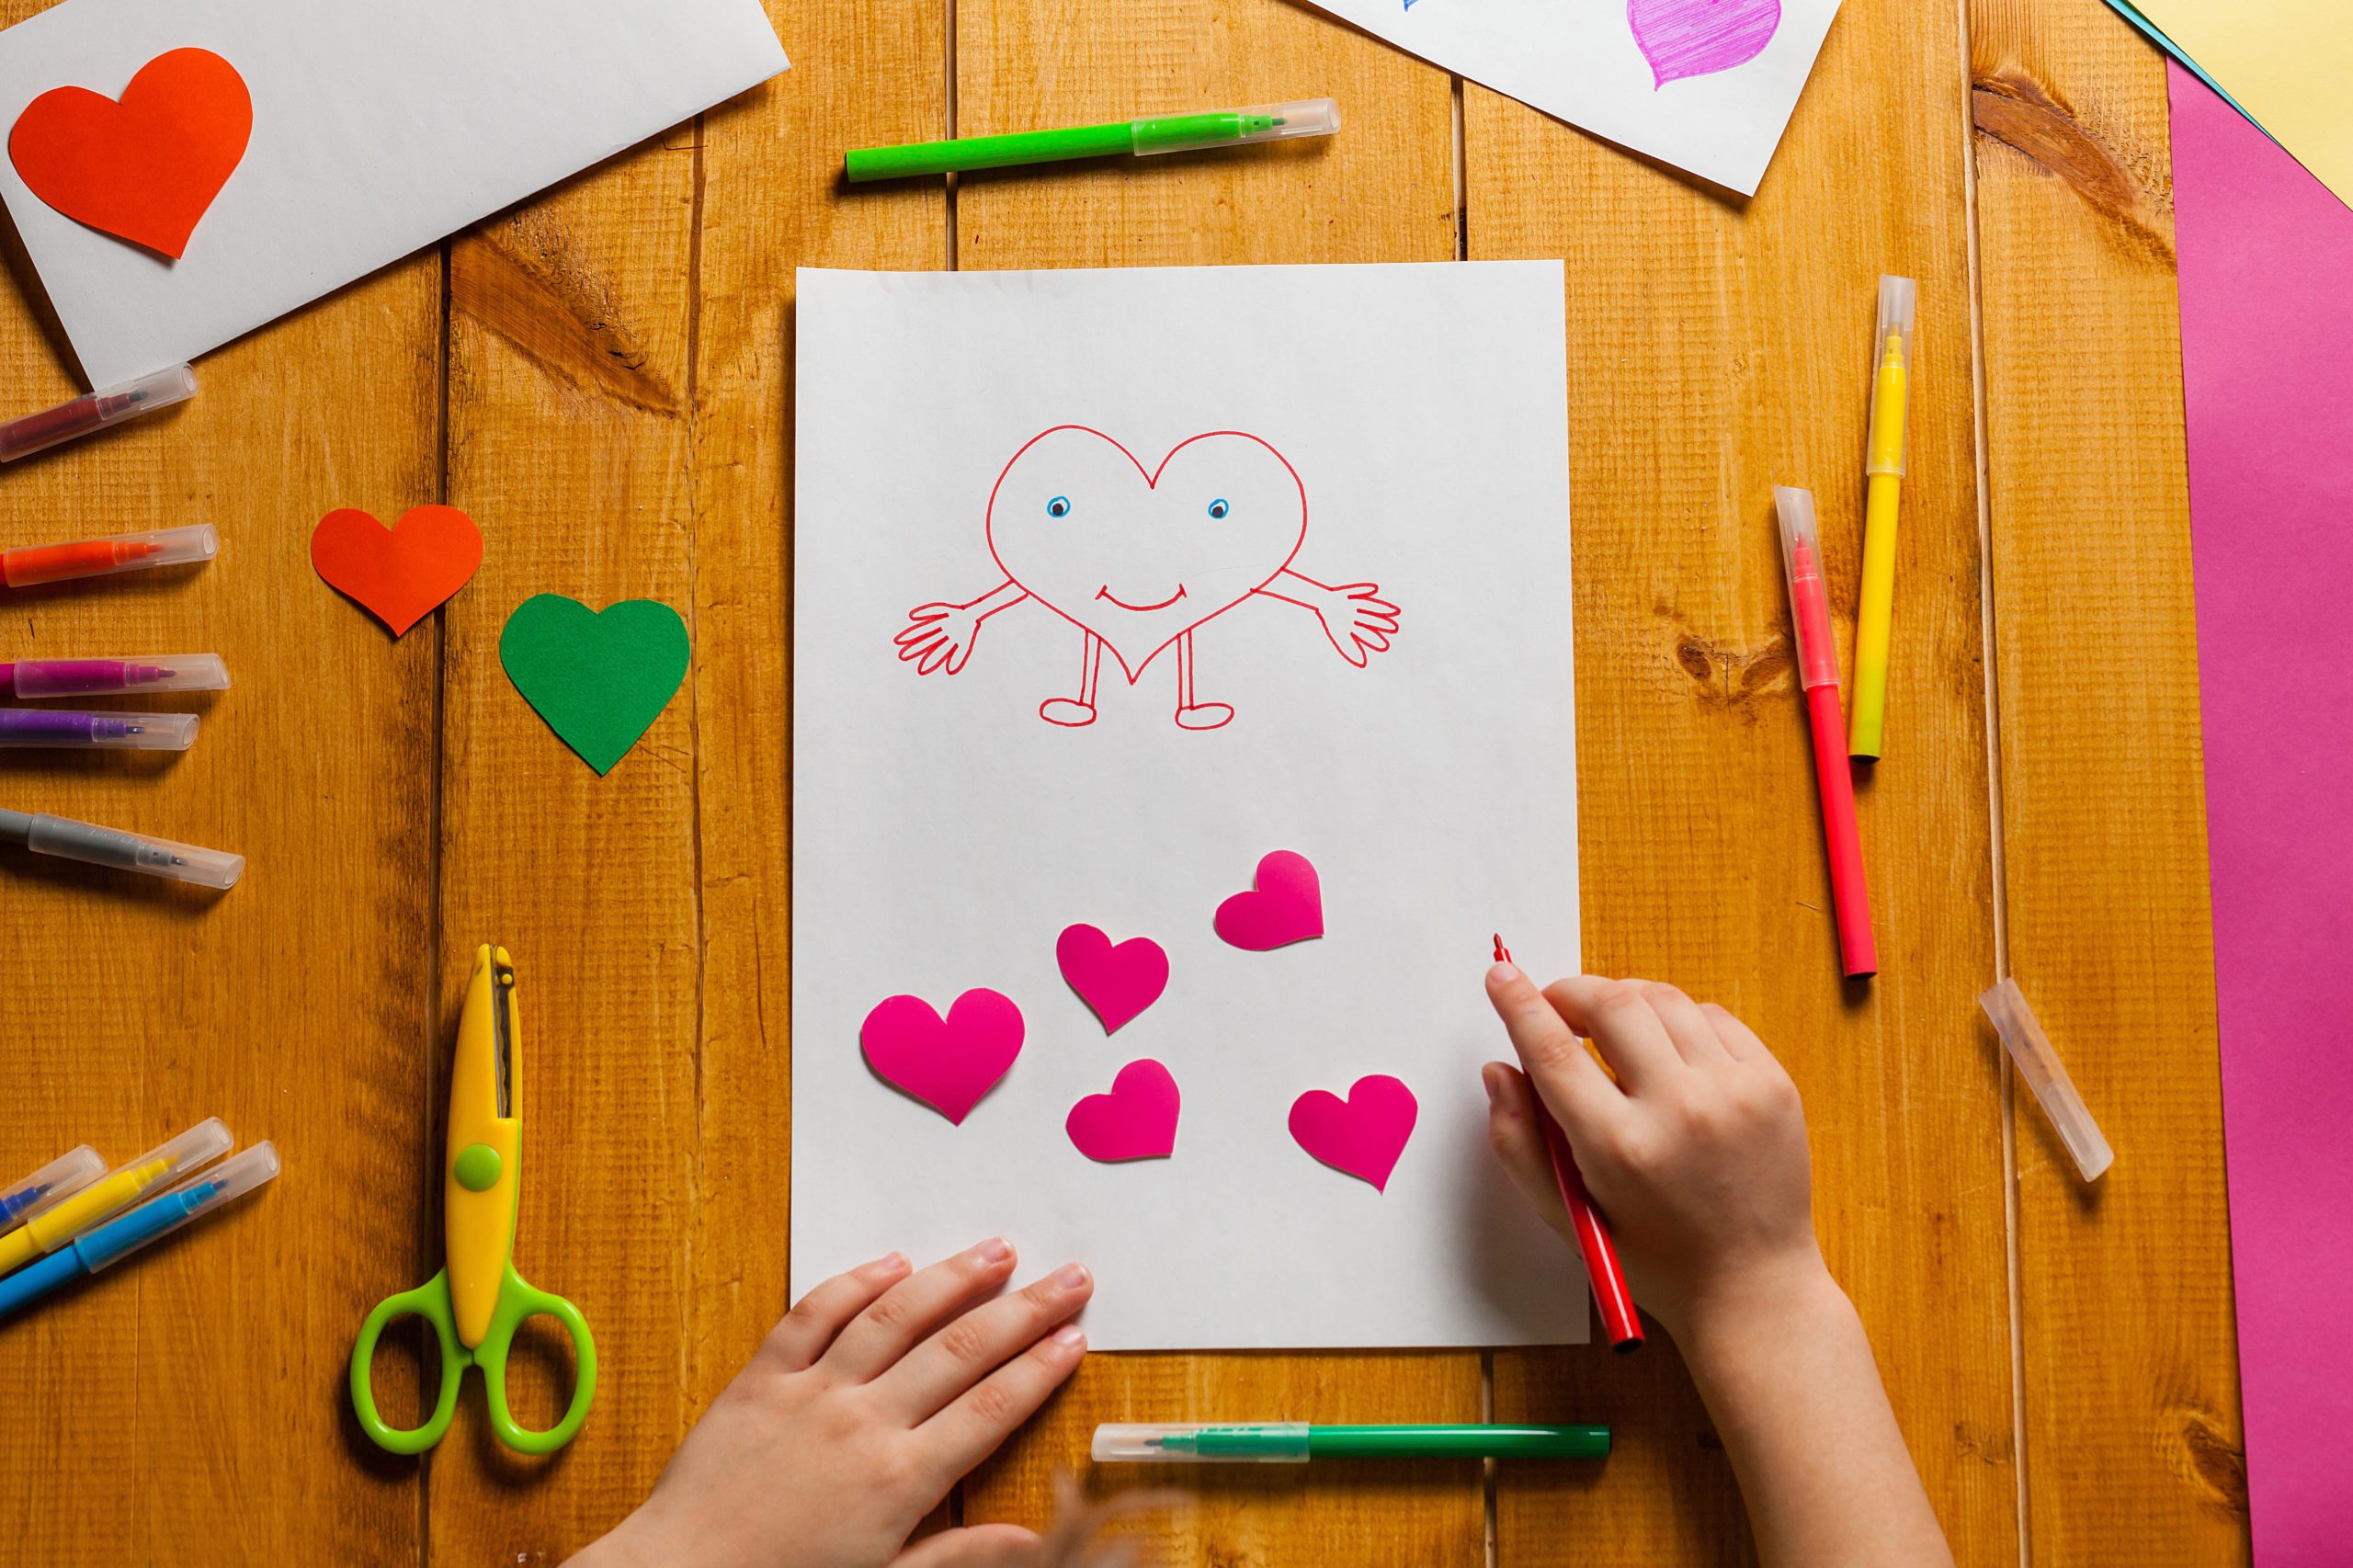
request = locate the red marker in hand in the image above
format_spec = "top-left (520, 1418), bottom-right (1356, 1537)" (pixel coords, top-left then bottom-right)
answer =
top-left (1495, 935), bottom-right (1643, 1352)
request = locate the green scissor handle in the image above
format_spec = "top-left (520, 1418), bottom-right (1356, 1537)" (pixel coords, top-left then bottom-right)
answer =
top-left (349, 1264), bottom-right (597, 1456)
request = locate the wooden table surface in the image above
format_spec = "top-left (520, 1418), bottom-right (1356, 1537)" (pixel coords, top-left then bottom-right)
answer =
top-left (0, 0), bottom-right (2250, 1561)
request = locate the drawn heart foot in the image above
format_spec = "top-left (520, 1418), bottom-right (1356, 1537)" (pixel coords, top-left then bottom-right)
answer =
top-left (1628, 0), bottom-right (1782, 89)
top-left (1065, 1059), bottom-right (1180, 1162)
top-left (861, 989), bottom-right (1025, 1125)
top-left (1289, 1074), bottom-right (1417, 1191)
top-left (312, 506), bottom-right (483, 637)
top-left (1056, 924), bottom-right (1169, 1034)
top-left (499, 594), bottom-right (689, 776)
top-left (1213, 850), bottom-right (1324, 950)
top-left (9, 48), bottom-right (252, 257)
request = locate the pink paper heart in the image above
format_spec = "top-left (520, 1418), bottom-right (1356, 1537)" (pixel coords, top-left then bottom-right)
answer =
top-left (1213, 850), bottom-right (1324, 950)
top-left (1289, 1074), bottom-right (1418, 1192)
top-left (1065, 1059), bottom-right (1181, 1163)
top-left (986, 426), bottom-right (1307, 682)
top-left (1056, 924), bottom-right (1170, 1034)
top-left (860, 989), bottom-right (1024, 1125)
top-left (1627, 0), bottom-right (1782, 88)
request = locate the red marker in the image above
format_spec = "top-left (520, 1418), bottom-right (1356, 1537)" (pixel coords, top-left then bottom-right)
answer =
top-left (1494, 935), bottom-right (1643, 1352)
top-left (1772, 488), bottom-right (1877, 978)
top-left (0, 524), bottom-right (217, 589)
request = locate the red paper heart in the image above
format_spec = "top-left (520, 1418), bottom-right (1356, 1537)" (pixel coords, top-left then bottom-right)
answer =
top-left (9, 48), bottom-right (252, 259)
top-left (312, 506), bottom-right (483, 637)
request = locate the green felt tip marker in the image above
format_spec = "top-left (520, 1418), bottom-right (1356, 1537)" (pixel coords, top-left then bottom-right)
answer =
top-left (845, 99), bottom-right (1340, 183)
top-left (1092, 1422), bottom-right (1610, 1463)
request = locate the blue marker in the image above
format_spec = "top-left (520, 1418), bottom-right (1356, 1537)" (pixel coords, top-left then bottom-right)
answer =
top-left (0, 1146), bottom-right (106, 1229)
top-left (0, 1143), bottom-right (278, 1321)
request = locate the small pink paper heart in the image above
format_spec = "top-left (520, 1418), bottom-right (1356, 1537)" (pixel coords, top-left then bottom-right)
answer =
top-left (1065, 1059), bottom-right (1180, 1162)
top-left (1289, 1074), bottom-right (1417, 1192)
top-left (1213, 850), bottom-right (1324, 950)
top-left (861, 989), bottom-right (1023, 1125)
top-left (1056, 924), bottom-right (1170, 1034)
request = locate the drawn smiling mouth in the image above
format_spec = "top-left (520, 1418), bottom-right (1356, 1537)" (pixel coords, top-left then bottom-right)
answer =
top-left (1095, 585), bottom-right (1188, 612)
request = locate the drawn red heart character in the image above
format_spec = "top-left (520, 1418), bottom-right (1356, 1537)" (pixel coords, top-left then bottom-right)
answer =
top-left (1289, 1074), bottom-right (1418, 1192)
top-left (861, 989), bottom-right (1024, 1125)
top-left (1055, 924), bottom-right (1169, 1035)
top-left (311, 506), bottom-right (484, 637)
top-left (9, 48), bottom-right (252, 259)
top-left (1065, 1059), bottom-right (1180, 1163)
top-left (1213, 850), bottom-right (1324, 950)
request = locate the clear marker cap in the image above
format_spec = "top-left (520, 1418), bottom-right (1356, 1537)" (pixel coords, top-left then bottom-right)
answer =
top-left (0, 364), bottom-right (197, 463)
top-left (1092, 1422), bottom-right (1311, 1462)
top-left (7, 655), bottom-right (229, 697)
top-left (82, 1141), bottom-right (278, 1273)
top-left (23, 812), bottom-right (244, 889)
top-left (1773, 486), bottom-right (1838, 689)
top-left (122, 1119), bottom-right (235, 1186)
top-left (1867, 277), bottom-right (1917, 478)
top-left (0, 710), bottom-right (199, 750)
top-left (1, 1145), bottom-right (108, 1226)
top-left (1979, 979), bottom-right (2113, 1182)
top-left (1132, 100), bottom-right (1340, 156)
top-left (1, 522), bottom-right (219, 586)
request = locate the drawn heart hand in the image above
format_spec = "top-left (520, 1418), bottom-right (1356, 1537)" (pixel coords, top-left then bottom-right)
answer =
top-left (861, 989), bottom-right (1024, 1125)
top-left (1290, 1074), bottom-right (1418, 1192)
top-left (986, 426), bottom-right (1306, 681)
top-left (1065, 1059), bottom-right (1180, 1162)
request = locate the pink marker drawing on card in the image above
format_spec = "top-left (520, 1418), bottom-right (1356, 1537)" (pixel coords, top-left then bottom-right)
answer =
top-left (860, 988), bottom-right (1024, 1124)
top-left (1066, 1059), bottom-right (1181, 1162)
top-left (1289, 1074), bottom-right (1418, 1191)
top-left (892, 426), bottom-right (1401, 731)
top-left (1057, 924), bottom-right (1170, 1035)
top-left (1629, 0), bottom-right (1782, 88)
top-left (1214, 850), bottom-right (1324, 950)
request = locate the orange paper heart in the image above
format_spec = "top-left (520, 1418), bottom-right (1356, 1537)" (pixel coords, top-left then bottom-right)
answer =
top-left (312, 506), bottom-right (483, 638)
top-left (9, 48), bottom-right (252, 259)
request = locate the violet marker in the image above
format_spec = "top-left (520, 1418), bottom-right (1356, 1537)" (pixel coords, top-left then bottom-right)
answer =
top-left (0, 807), bottom-right (242, 888)
top-left (0, 654), bottom-right (227, 697)
top-left (0, 709), bottom-right (197, 750)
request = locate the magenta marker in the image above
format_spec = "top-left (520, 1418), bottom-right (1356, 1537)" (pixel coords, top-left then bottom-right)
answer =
top-left (0, 654), bottom-right (226, 697)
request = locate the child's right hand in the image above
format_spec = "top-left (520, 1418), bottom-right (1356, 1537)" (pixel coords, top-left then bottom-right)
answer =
top-left (1481, 967), bottom-right (1827, 1340)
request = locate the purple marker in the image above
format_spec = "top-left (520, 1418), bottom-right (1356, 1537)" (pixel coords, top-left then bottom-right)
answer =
top-left (0, 709), bottom-right (198, 750)
top-left (0, 653), bottom-right (227, 697)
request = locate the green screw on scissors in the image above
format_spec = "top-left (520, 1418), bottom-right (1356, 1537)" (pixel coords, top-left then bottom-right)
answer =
top-left (350, 944), bottom-right (596, 1455)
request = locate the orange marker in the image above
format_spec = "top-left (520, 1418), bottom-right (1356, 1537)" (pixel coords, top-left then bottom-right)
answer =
top-left (1, 524), bottom-right (216, 588)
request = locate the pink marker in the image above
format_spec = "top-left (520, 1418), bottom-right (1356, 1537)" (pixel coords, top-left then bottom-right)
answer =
top-left (0, 655), bottom-right (227, 698)
top-left (1774, 488), bottom-right (1876, 978)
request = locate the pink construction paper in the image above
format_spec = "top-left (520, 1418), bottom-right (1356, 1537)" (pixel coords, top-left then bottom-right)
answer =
top-left (860, 988), bottom-right (1024, 1125)
top-left (1288, 1074), bottom-right (1417, 1192)
top-left (1213, 849), bottom-right (1325, 950)
top-left (1064, 1059), bottom-right (1180, 1162)
top-left (1055, 925), bottom-right (1170, 1035)
top-left (2171, 62), bottom-right (2353, 1562)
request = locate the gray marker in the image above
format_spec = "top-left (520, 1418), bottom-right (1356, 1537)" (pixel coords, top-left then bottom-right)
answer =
top-left (0, 809), bottom-right (242, 889)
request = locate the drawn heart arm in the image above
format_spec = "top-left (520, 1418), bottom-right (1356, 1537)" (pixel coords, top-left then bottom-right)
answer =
top-left (896, 577), bottom-right (1028, 676)
top-left (1257, 568), bottom-right (1403, 667)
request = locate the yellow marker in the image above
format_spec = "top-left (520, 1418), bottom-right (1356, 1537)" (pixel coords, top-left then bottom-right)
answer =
top-left (1850, 275), bottom-right (1916, 761)
top-left (0, 1119), bottom-right (231, 1273)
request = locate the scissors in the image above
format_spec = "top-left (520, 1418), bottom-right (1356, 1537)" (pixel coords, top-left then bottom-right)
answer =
top-left (350, 944), bottom-right (597, 1455)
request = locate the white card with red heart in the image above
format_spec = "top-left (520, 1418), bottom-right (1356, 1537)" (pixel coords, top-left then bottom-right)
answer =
top-left (791, 263), bottom-right (1589, 1350)
top-left (0, 0), bottom-right (784, 387)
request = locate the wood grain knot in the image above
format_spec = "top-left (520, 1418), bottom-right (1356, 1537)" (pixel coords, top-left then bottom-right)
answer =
top-left (1971, 72), bottom-right (2172, 263)
top-left (451, 224), bottom-right (681, 415)
top-left (2174, 1406), bottom-right (2249, 1517)
top-left (1672, 631), bottom-right (1792, 708)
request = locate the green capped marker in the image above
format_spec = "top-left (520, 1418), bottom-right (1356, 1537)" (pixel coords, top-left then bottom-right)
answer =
top-left (846, 99), bottom-right (1340, 183)
top-left (1092, 1422), bottom-right (1609, 1463)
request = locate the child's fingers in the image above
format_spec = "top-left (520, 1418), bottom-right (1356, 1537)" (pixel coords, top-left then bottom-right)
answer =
top-left (918, 1323), bottom-right (1089, 1483)
top-left (891, 1524), bottom-right (1048, 1567)
top-left (1638, 981), bottom-right (1733, 1066)
top-left (1482, 1062), bottom-right (1572, 1238)
top-left (871, 1264), bottom-right (1094, 1422)
top-left (1485, 963), bottom-right (1628, 1144)
top-left (1699, 1001), bottom-right (1768, 1062)
top-left (821, 1238), bottom-right (1020, 1382)
top-left (1539, 975), bottom-right (1682, 1091)
top-left (760, 1252), bottom-right (911, 1371)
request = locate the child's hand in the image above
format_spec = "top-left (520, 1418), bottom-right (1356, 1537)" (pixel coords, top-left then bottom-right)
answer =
top-left (1481, 968), bottom-right (1825, 1339)
top-left (574, 1241), bottom-right (1092, 1568)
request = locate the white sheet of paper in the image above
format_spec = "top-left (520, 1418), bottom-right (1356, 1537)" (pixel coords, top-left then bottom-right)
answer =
top-left (790, 262), bottom-right (1588, 1350)
top-left (1308, 0), bottom-right (1840, 196)
top-left (0, 0), bottom-right (785, 386)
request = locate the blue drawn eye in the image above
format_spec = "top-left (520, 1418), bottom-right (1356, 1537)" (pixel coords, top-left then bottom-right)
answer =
top-left (1047, 495), bottom-right (1071, 517)
top-left (1207, 497), bottom-right (1230, 519)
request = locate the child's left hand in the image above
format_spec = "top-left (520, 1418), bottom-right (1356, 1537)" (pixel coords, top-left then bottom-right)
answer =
top-left (570, 1240), bottom-right (1093, 1568)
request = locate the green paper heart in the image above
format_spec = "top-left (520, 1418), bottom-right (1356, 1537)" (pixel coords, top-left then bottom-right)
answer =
top-left (499, 595), bottom-right (689, 776)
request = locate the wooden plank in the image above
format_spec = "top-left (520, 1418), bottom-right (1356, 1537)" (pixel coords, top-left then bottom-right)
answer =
top-left (1966, 1), bottom-right (2248, 1559)
top-left (947, 0), bottom-right (1478, 1560)
top-left (1465, 0), bottom-right (2018, 1560)
top-left (0, 97), bottom-right (439, 1568)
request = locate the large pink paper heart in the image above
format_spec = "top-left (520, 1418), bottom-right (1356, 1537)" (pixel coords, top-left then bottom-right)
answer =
top-left (986, 426), bottom-right (1306, 682)
top-left (1213, 850), bottom-right (1324, 950)
top-left (1065, 1059), bottom-right (1180, 1163)
top-left (1289, 1074), bottom-right (1418, 1192)
top-left (1628, 0), bottom-right (1782, 89)
top-left (861, 989), bottom-right (1023, 1125)
top-left (1056, 924), bottom-right (1169, 1034)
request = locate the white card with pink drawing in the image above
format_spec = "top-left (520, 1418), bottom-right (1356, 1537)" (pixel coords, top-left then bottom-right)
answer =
top-left (790, 262), bottom-right (1588, 1349)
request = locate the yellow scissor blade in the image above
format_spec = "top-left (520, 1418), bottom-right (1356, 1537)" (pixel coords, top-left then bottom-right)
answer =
top-left (446, 944), bottom-right (521, 1348)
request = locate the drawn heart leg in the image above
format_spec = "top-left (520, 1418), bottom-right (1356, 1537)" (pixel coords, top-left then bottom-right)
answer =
top-left (1289, 1074), bottom-right (1418, 1192)
top-left (1065, 1060), bottom-right (1180, 1162)
top-left (1213, 850), bottom-right (1324, 950)
top-left (860, 989), bottom-right (1024, 1125)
